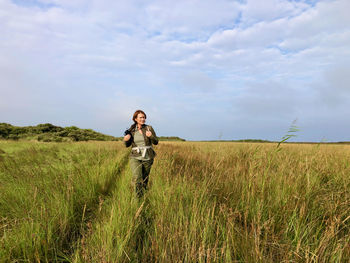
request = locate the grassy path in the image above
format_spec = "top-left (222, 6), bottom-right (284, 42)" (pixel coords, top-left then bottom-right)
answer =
top-left (67, 150), bottom-right (129, 261)
top-left (72, 155), bottom-right (151, 262)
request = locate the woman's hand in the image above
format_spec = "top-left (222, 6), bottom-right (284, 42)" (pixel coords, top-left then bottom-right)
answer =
top-left (146, 127), bottom-right (152, 137)
top-left (123, 129), bottom-right (132, 141)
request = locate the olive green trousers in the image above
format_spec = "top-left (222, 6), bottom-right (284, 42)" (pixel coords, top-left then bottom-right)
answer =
top-left (129, 158), bottom-right (154, 198)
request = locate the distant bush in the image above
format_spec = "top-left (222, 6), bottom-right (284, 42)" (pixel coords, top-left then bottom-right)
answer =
top-left (8, 134), bottom-right (19, 141)
top-left (159, 136), bottom-right (186, 141)
top-left (337, 141), bottom-right (350, 144)
top-left (36, 123), bottom-right (63, 133)
top-left (0, 123), bottom-right (12, 138)
top-left (1, 123), bottom-right (119, 142)
top-left (235, 139), bottom-right (272, 143)
top-left (38, 134), bottom-right (63, 142)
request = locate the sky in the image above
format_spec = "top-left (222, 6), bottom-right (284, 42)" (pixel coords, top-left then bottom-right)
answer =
top-left (1, 0), bottom-right (349, 141)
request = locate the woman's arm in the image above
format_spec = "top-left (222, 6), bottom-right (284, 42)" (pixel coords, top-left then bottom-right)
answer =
top-left (148, 125), bottom-right (158, 145)
top-left (123, 130), bottom-right (133, 147)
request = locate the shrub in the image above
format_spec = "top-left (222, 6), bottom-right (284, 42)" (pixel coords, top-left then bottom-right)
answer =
top-left (8, 134), bottom-right (19, 141)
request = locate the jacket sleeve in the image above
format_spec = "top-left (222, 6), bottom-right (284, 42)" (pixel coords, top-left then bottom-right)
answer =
top-left (124, 132), bottom-right (133, 147)
top-left (149, 126), bottom-right (159, 145)
top-left (124, 138), bottom-right (132, 147)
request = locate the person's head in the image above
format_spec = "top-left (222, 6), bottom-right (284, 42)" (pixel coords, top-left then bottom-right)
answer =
top-left (132, 110), bottom-right (147, 126)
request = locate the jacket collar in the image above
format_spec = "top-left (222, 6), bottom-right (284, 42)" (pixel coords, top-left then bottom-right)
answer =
top-left (133, 124), bottom-right (147, 132)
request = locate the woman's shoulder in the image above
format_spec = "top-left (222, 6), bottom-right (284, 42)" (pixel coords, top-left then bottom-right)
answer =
top-left (129, 123), bottom-right (137, 131)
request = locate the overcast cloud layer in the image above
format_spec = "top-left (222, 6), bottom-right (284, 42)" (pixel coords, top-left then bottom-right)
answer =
top-left (1, 0), bottom-right (349, 141)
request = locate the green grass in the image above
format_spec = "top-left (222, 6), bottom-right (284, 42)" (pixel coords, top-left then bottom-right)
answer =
top-left (1, 141), bottom-right (349, 262)
top-left (0, 141), bottom-right (128, 262)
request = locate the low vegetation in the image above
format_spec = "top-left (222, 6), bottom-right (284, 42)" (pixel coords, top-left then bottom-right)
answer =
top-left (0, 123), bottom-right (186, 142)
top-left (158, 136), bottom-right (186, 141)
top-left (0, 141), bottom-right (349, 262)
top-left (0, 123), bottom-right (119, 142)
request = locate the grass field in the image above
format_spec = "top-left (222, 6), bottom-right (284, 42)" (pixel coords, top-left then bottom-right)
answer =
top-left (0, 140), bottom-right (349, 262)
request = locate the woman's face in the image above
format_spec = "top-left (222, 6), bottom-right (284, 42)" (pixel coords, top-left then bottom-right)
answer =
top-left (135, 113), bottom-right (146, 126)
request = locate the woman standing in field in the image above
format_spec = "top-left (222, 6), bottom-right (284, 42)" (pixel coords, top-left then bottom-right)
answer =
top-left (123, 110), bottom-right (159, 198)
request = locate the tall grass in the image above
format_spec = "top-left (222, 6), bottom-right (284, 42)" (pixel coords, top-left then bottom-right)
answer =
top-left (1, 141), bottom-right (349, 262)
top-left (0, 141), bottom-right (128, 262)
top-left (72, 142), bottom-right (350, 262)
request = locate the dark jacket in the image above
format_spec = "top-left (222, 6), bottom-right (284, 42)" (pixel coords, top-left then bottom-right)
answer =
top-left (124, 124), bottom-right (158, 159)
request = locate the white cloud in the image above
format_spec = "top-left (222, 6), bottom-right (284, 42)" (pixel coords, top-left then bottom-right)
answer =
top-left (240, 0), bottom-right (309, 26)
top-left (208, 18), bottom-right (288, 51)
top-left (144, 0), bottom-right (241, 37)
top-left (1, 0), bottom-right (350, 140)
